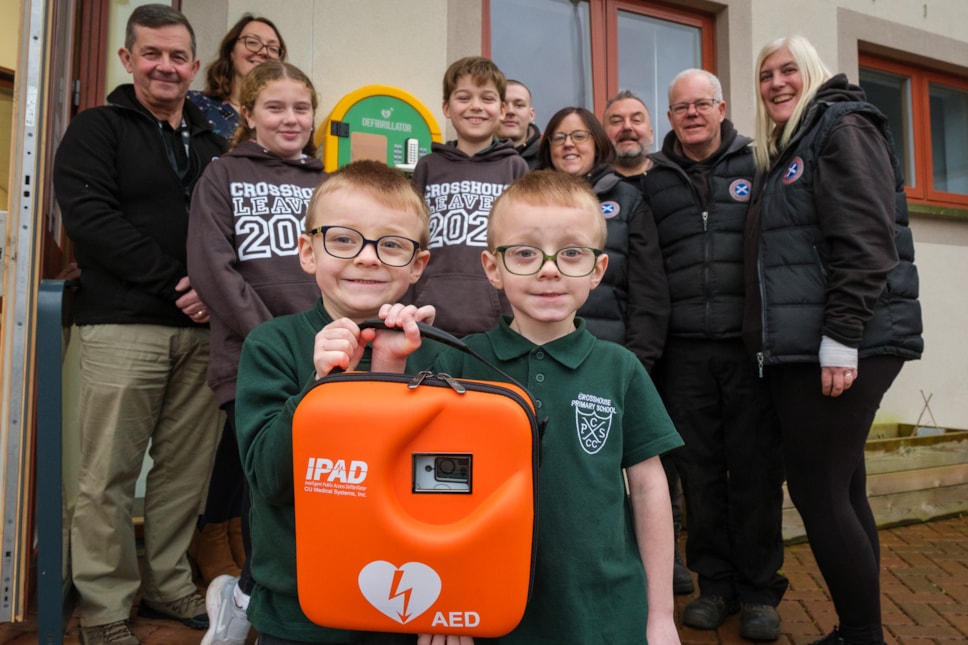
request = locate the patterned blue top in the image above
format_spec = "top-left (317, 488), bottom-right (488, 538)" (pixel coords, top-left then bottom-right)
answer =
top-left (187, 90), bottom-right (240, 142)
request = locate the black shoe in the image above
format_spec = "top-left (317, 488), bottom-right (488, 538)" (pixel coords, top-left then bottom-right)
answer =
top-left (740, 603), bottom-right (781, 641)
top-left (682, 595), bottom-right (740, 630)
top-left (673, 543), bottom-right (694, 595)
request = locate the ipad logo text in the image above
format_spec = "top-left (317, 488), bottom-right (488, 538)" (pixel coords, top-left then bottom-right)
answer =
top-left (304, 457), bottom-right (368, 484)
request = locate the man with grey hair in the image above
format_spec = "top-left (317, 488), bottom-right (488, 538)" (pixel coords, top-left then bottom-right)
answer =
top-left (643, 68), bottom-right (788, 640)
top-left (602, 89), bottom-right (655, 177)
top-left (53, 4), bottom-right (225, 643)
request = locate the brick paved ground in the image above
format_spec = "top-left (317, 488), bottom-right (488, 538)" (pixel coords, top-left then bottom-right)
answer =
top-left (3, 514), bottom-right (967, 644)
top-left (676, 514), bottom-right (968, 645)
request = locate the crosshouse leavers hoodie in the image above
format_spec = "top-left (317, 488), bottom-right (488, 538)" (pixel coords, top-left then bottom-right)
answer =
top-left (408, 139), bottom-right (528, 337)
top-left (188, 140), bottom-right (325, 405)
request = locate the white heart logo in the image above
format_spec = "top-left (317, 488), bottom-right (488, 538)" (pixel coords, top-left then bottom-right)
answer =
top-left (358, 560), bottom-right (441, 624)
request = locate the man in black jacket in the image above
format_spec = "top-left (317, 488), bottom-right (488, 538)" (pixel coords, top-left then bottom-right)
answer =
top-left (603, 89), bottom-right (655, 178)
top-left (53, 5), bottom-right (226, 644)
top-left (601, 89), bottom-right (696, 600)
top-left (644, 69), bottom-right (788, 641)
top-left (498, 79), bottom-right (541, 170)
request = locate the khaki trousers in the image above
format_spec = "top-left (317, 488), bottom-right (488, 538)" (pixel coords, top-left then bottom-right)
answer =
top-left (71, 324), bottom-right (220, 626)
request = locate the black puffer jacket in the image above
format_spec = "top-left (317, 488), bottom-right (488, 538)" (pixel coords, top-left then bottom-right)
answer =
top-left (644, 121), bottom-right (754, 340)
top-left (580, 164), bottom-right (669, 370)
top-left (745, 74), bottom-right (923, 364)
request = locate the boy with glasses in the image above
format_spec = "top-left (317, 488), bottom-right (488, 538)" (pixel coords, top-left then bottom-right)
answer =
top-left (235, 160), bottom-right (445, 644)
top-left (428, 171), bottom-right (684, 644)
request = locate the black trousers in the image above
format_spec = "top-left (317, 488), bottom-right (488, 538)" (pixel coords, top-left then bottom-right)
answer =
top-left (654, 338), bottom-right (788, 605)
top-left (770, 355), bottom-right (903, 645)
top-left (200, 402), bottom-right (244, 525)
top-left (200, 401), bottom-right (255, 593)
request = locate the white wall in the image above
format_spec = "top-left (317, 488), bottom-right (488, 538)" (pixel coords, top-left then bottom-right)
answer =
top-left (882, 219), bottom-right (968, 429)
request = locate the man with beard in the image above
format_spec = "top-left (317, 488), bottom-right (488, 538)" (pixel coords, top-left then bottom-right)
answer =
top-left (498, 79), bottom-right (541, 169)
top-left (602, 89), bottom-right (692, 599)
top-left (603, 90), bottom-right (655, 177)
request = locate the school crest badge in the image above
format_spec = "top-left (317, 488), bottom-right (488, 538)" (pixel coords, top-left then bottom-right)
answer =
top-left (574, 404), bottom-right (613, 455)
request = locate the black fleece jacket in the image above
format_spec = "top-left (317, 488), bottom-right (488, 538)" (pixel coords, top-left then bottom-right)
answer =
top-left (54, 84), bottom-right (226, 326)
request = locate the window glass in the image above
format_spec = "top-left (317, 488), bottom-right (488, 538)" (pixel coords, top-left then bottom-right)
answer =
top-left (860, 54), bottom-right (968, 207)
top-left (490, 0), bottom-right (593, 128)
top-left (929, 82), bottom-right (968, 196)
top-left (617, 10), bottom-right (700, 149)
top-left (859, 67), bottom-right (915, 188)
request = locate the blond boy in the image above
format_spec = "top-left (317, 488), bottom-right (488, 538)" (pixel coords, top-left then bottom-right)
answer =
top-left (235, 161), bottom-right (435, 644)
top-left (431, 171), bottom-right (684, 644)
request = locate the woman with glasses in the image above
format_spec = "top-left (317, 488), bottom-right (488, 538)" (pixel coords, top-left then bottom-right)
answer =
top-left (746, 35), bottom-right (923, 645)
top-left (537, 107), bottom-right (669, 372)
top-left (188, 13), bottom-right (287, 141)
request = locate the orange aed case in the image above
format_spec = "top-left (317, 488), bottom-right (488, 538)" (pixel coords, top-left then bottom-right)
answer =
top-left (291, 322), bottom-right (541, 637)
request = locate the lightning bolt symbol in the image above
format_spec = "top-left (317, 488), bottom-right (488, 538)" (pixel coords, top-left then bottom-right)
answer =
top-left (389, 568), bottom-right (413, 622)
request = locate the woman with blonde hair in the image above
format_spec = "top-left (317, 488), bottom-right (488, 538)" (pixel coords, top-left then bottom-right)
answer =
top-left (744, 35), bottom-right (923, 645)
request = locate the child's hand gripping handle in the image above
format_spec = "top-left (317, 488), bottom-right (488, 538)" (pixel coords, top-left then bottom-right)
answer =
top-left (358, 319), bottom-right (526, 393)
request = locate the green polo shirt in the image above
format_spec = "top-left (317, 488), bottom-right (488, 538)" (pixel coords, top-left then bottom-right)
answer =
top-left (433, 317), bottom-right (683, 644)
top-left (237, 298), bottom-right (366, 642)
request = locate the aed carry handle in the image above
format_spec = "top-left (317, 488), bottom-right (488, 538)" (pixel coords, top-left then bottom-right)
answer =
top-left (358, 318), bottom-right (531, 394)
top-left (359, 319), bottom-right (548, 465)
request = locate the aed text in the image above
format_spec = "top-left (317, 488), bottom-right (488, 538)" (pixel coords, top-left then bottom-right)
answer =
top-left (431, 611), bottom-right (481, 628)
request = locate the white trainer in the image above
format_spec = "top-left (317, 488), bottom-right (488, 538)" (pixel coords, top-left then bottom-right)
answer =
top-left (200, 575), bottom-right (251, 645)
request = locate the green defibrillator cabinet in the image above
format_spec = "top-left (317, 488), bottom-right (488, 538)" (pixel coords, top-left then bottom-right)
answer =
top-left (318, 84), bottom-right (442, 173)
